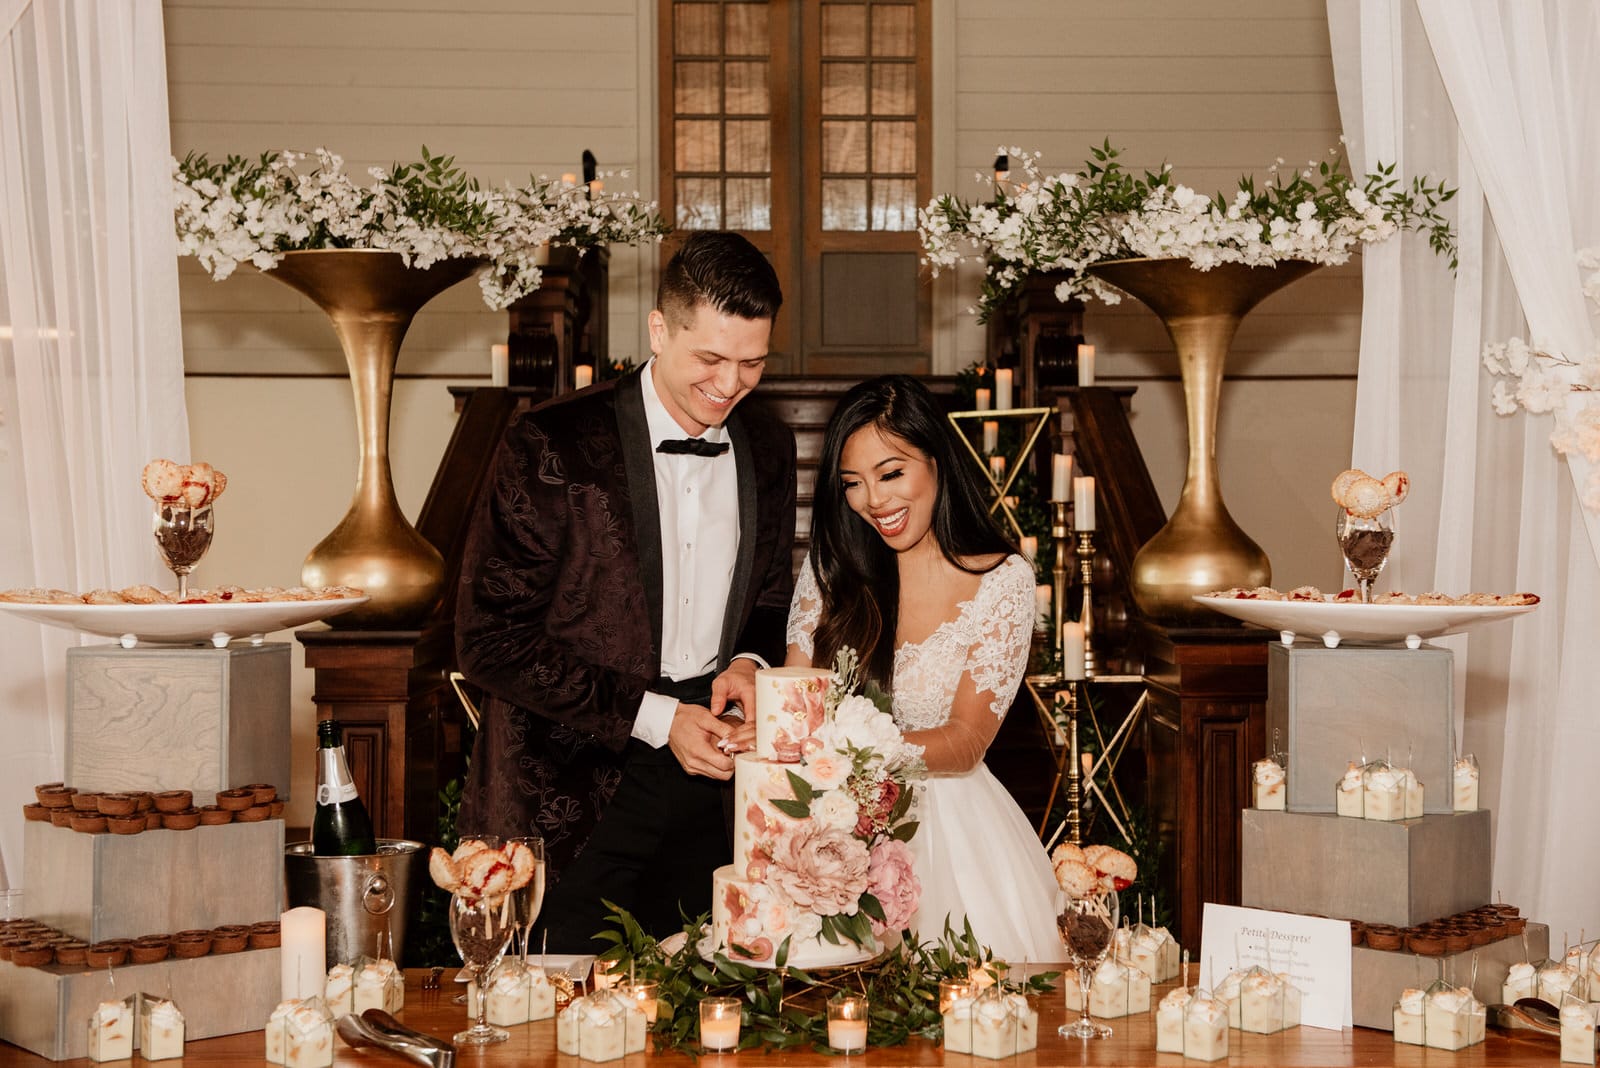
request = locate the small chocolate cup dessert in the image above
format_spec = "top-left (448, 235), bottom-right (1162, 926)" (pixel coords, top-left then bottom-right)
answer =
top-left (11, 942), bottom-right (55, 967)
top-left (1482, 917), bottom-right (1508, 942)
top-left (171, 933), bottom-right (211, 959)
top-left (0, 937), bottom-right (31, 961)
top-left (69, 792), bottom-right (101, 812)
top-left (244, 783), bottom-right (277, 805)
top-left (129, 942), bottom-right (169, 964)
top-left (1364, 924), bottom-right (1403, 951)
top-left (144, 811), bottom-right (164, 831)
top-left (1441, 929), bottom-right (1472, 954)
top-left (1504, 916), bottom-right (1528, 935)
top-left (53, 941), bottom-right (89, 966)
top-left (198, 805), bottom-right (232, 826)
top-left (22, 803), bottom-right (50, 822)
top-left (1407, 931), bottom-right (1446, 955)
top-left (35, 785), bottom-right (75, 809)
top-left (84, 943), bottom-right (128, 968)
top-left (153, 790), bottom-right (193, 814)
top-left (269, 800), bottom-right (286, 818)
top-left (1350, 921), bottom-right (1366, 946)
top-left (161, 808), bottom-right (201, 831)
top-left (248, 922), bottom-right (281, 949)
top-left (236, 804), bottom-right (271, 822)
top-left (49, 808), bottom-right (74, 828)
top-left (215, 788), bottom-right (254, 812)
top-left (69, 814), bottom-right (107, 834)
top-left (106, 815), bottom-right (145, 836)
top-left (32, 782), bottom-right (66, 803)
top-left (131, 792), bottom-right (155, 813)
top-left (95, 793), bottom-right (138, 817)
top-left (210, 926), bottom-right (248, 954)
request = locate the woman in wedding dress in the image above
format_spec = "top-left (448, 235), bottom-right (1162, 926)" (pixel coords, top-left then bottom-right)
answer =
top-left (783, 374), bottom-right (1060, 962)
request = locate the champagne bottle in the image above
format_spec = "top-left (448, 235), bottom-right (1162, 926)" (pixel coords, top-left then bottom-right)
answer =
top-left (312, 719), bottom-right (376, 856)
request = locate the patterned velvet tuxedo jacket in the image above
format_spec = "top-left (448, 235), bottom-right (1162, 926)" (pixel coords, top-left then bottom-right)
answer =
top-left (454, 370), bottom-right (797, 882)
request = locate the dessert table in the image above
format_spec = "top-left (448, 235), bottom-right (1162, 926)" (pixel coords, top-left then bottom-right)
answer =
top-left (0, 970), bottom-right (1562, 1067)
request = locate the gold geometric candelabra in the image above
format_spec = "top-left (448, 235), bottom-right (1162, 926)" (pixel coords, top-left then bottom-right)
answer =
top-left (947, 407), bottom-right (1053, 540)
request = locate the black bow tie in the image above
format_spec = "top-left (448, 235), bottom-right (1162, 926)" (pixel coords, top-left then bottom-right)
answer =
top-left (656, 437), bottom-right (729, 457)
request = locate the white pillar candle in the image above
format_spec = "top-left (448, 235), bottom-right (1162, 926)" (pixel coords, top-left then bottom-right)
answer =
top-left (1078, 343), bottom-right (1096, 386)
top-left (827, 996), bottom-right (869, 1053)
top-left (1035, 585), bottom-right (1051, 627)
top-left (1052, 452), bottom-right (1073, 501)
top-left (975, 387), bottom-right (992, 411)
top-left (573, 364), bottom-right (593, 389)
top-left (280, 907), bottom-right (326, 1003)
top-left (1063, 621), bottom-right (1087, 680)
top-left (982, 420), bottom-right (998, 453)
top-left (995, 368), bottom-right (1014, 409)
top-left (561, 172), bottom-right (578, 185)
top-left (1020, 536), bottom-right (1037, 563)
top-left (1074, 476), bottom-right (1096, 532)
top-left (989, 454), bottom-right (1006, 480)
top-left (490, 344), bottom-right (509, 387)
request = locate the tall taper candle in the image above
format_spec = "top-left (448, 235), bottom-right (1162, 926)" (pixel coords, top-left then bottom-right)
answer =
top-left (490, 344), bottom-right (509, 387)
top-left (1074, 476), bottom-right (1096, 532)
top-left (982, 420), bottom-right (998, 453)
top-left (280, 907), bottom-right (326, 1002)
top-left (994, 368), bottom-right (1014, 409)
top-left (1051, 453), bottom-right (1072, 502)
top-left (1062, 621), bottom-right (1087, 680)
top-left (975, 387), bottom-right (992, 411)
top-left (1078, 344), bottom-right (1096, 386)
top-left (573, 364), bottom-right (593, 389)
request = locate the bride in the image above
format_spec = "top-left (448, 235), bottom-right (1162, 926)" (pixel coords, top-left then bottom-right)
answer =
top-left (782, 374), bottom-right (1059, 962)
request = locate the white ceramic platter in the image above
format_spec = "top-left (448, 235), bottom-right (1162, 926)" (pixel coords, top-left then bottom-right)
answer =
top-left (1191, 595), bottom-right (1537, 649)
top-left (0, 598), bottom-right (368, 648)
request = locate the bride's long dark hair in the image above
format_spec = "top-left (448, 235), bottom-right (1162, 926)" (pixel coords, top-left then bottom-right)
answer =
top-left (809, 375), bottom-right (1017, 688)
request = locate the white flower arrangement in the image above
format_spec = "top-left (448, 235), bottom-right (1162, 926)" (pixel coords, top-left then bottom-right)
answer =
top-left (919, 141), bottom-right (1456, 320)
top-left (1482, 247), bottom-right (1600, 512)
top-left (173, 147), bottom-right (667, 309)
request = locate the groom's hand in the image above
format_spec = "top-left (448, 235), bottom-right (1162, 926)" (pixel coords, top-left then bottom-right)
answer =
top-left (668, 704), bottom-right (736, 780)
top-left (710, 658), bottom-right (759, 721)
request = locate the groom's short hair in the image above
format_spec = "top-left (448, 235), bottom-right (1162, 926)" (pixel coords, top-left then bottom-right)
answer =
top-left (656, 231), bottom-right (782, 331)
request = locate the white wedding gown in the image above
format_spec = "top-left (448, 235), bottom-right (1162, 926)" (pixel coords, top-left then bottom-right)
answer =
top-left (788, 554), bottom-right (1061, 962)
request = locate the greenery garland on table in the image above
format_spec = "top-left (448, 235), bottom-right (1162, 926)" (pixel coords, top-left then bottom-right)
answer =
top-left (593, 905), bottom-right (1058, 1054)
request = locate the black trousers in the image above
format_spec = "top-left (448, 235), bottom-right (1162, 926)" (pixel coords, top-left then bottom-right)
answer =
top-left (538, 674), bottom-right (731, 953)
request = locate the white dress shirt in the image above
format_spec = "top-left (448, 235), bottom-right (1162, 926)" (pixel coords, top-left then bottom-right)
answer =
top-left (631, 360), bottom-right (742, 747)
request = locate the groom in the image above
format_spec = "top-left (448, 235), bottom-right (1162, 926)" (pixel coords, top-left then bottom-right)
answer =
top-left (454, 231), bottom-right (795, 950)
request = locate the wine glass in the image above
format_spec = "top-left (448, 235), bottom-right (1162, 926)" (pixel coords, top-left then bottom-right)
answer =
top-left (508, 835), bottom-right (546, 961)
top-left (450, 833), bottom-right (500, 1004)
top-left (448, 890), bottom-right (516, 1045)
top-left (1057, 888), bottom-right (1119, 1039)
top-left (1335, 506), bottom-right (1395, 603)
top-left (152, 502), bottom-right (214, 600)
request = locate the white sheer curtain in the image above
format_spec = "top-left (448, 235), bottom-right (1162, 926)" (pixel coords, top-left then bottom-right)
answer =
top-left (0, 0), bottom-right (189, 888)
top-left (1328, 0), bottom-right (1600, 938)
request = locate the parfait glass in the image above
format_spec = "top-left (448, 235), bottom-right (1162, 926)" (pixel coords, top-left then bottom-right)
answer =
top-left (1057, 888), bottom-right (1119, 1039)
top-left (507, 835), bottom-right (546, 961)
top-left (152, 502), bottom-right (214, 600)
top-left (1335, 506), bottom-right (1395, 603)
top-left (448, 890), bottom-right (516, 1045)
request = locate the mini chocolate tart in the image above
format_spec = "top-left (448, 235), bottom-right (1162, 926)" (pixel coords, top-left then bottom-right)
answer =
top-left (1406, 932), bottom-right (1446, 956)
top-left (152, 790), bottom-right (193, 814)
top-left (69, 814), bottom-right (107, 834)
top-left (235, 804), bottom-right (271, 822)
top-left (243, 783), bottom-right (277, 804)
top-left (144, 811), bottom-right (164, 831)
top-left (171, 935), bottom-right (211, 959)
top-left (269, 800), bottom-right (286, 818)
top-left (83, 943), bottom-right (128, 968)
top-left (1492, 903), bottom-right (1520, 919)
top-left (215, 788), bottom-right (254, 812)
top-left (22, 803), bottom-right (50, 822)
top-left (129, 943), bottom-right (169, 964)
top-left (11, 942), bottom-right (55, 967)
top-left (174, 929), bottom-right (212, 941)
top-left (53, 941), bottom-right (88, 966)
top-left (69, 792), bottom-right (101, 812)
top-left (1441, 930), bottom-right (1472, 954)
top-left (49, 808), bottom-right (74, 828)
top-left (161, 808), bottom-right (201, 831)
top-left (197, 805), bottom-right (232, 826)
top-left (32, 782), bottom-right (65, 803)
top-left (248, 923), bottom-right (281, 949)
top-left (1504, 916), bottom-right (1528, 935)
top-left (0, 938), bottom-right (30, 961)
top-left (105, 814), bottom-right (145, 836)
top-left (1364, 924), bottom-right (1403, 951)
top-left (95, 793), bottom-right (137, 817)
top-left (35, 786), bottom-right (75, 809)
top-left (210, 932), bottom-right (248, 954)
top-left (1350, 920), bottom-right (1366, 946)
top-left (131, 791), bottom-right (155, 812)
top-left (1468, 925), bottom-right (1495, 947)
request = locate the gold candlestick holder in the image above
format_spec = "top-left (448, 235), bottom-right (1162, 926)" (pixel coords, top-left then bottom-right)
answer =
top-left (1077, 530), bottom-right (1097, 677)
top-left (1025, 673), bottom-right (1085, 847)
top-left (1050, 500), bottom-right (1072, 664)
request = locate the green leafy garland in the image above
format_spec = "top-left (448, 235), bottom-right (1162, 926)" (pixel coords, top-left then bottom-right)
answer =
top-left (593, 906), bottom-right (1057, 1054)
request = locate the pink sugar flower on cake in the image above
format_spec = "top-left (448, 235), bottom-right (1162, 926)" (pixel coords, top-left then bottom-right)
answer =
top-left (865, 838), bottom-right (920, 934)
top-left (768, 822), bottom-right (870, 915)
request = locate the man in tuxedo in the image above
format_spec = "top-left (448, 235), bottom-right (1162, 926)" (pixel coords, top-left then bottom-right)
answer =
top-left (455, 231), bottom-right (794, 950)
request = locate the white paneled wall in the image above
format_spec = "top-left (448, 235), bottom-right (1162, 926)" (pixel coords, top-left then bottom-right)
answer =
top-left (168, 0), bottom-right (1358, 825)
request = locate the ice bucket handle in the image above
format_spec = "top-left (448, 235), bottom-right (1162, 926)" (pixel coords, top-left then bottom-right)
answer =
top-left (363, 872), bottom-right (395, 915)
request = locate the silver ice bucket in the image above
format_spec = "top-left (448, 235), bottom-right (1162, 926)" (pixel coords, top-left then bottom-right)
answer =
top-left (285, 839), bottom-right (424, 967)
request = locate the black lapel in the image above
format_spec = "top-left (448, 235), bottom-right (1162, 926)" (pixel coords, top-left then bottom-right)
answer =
top-left (615, 372), bottom-right (664, 665)
top-left (719, 409), bottom-right (758, 666)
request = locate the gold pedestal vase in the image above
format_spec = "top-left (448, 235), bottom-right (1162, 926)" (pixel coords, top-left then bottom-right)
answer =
top-left (265, 250), bottom-right (484, 628)
top-left (1086, 257), bottom-right (1319, 622)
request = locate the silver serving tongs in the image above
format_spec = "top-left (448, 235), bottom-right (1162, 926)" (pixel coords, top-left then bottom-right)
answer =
top-left (1489, 997), bottom-right (1597, 1047)
top-left (336, 1009), bottom-right (456, 1068)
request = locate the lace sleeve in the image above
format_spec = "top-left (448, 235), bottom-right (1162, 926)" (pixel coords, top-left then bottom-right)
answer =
top-left (786, 555), bottom-right (822, 659)
top-left (966, 556), bottom-right (1037, 718)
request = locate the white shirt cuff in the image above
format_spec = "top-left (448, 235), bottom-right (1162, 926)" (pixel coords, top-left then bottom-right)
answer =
top-left (732, 652), bottom-right (770, 670)
top-left (631, 691), bottom-right (680, 748)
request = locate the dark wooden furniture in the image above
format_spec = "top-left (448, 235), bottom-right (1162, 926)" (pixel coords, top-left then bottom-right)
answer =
top-left (0, 969), bottom-right (1559, 1066)
top-left (506, 247), bottom-right (608, 390)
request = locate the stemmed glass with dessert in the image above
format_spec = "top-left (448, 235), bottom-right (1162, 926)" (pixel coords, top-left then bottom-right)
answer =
top-left (1050, 842), bottom-right (1138, 1039)
top-left (1332, 468), bottom-right (1408, 603)
top-left (142, 460), bottom-right (226, 600)
top-left (428, 837), bottom-right (540, 1046)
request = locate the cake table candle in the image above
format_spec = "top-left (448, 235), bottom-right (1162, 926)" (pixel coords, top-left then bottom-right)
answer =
top-left (827, 995), bottom-right (869, 1053)
top-left (280, 907), bottom-right (326, 1003)
top-left (700, 998), bottom-right (741, 1051)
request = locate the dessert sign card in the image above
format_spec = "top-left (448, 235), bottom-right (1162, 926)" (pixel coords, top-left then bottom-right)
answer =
top-left (1200, 903), bottom-right (1353, 1029)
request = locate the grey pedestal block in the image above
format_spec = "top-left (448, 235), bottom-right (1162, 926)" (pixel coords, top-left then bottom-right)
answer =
top-left (1241, 809), bottom-right (1490, 927)
top-left (65, 641), bottom-right (291, 805)
top-left (1352, 923), bottom-right (1548, 1030)
top-left (0, 946), bottom-right (281, 1060)
top-left (1266, 641), bottom-right (1455, 814)
top-left (23, 819), bottom-right (284, 942)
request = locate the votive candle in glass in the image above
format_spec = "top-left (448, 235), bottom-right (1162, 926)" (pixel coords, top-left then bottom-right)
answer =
top-left (939, 979), bottom-right (973, 1013)
top-left (621, 981), bottom-right (659, 1023)
top-left (827, 995), bottom-right (869, 1053)
top-left (700, 998), bottom-right (741, 1051)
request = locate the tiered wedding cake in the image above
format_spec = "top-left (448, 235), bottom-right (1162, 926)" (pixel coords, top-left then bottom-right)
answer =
top-left (709, 666), bottom-right (919, 969)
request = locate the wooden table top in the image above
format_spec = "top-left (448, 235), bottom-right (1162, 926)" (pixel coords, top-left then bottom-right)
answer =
top-left (0, 969), bottom-right (1568, 1067)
